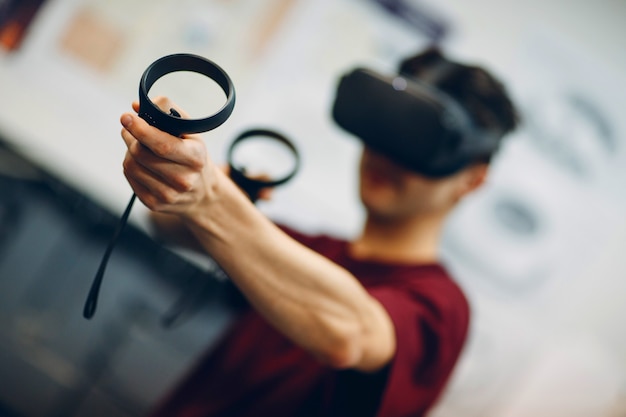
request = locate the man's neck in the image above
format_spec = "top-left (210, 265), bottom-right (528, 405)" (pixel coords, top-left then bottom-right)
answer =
top-left (350, 211), bottom-right (447, 264)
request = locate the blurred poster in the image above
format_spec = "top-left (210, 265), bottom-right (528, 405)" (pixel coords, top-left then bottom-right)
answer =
top-left (0, 0), bottom-right (48, 51)
top-left (58, 4), bottom-right (127, 73)
top-left (370, 0), bottom-right (451, 42)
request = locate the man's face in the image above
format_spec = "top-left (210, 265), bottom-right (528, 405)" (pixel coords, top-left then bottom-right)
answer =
top-left (358, 147), bottom-right (470, 221)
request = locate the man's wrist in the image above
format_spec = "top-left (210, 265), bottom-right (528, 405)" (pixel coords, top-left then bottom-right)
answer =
top-left (180, 167), bottom-right (251, 241)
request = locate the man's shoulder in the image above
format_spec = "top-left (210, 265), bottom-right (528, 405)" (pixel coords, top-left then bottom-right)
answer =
top-left (370, 262), bottom-right (471, 334)
top-left (410, 264), bottom-right (470, 314)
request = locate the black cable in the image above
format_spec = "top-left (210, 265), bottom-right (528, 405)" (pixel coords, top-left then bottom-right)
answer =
top-left (83, 193), bottom-right (136, 319)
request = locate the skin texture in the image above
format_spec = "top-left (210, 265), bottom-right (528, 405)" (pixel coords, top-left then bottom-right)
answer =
top-left (120, 97), bottom-right (487, 372)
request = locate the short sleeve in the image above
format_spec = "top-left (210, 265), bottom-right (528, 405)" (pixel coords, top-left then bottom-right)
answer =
top-left (367, 279), bottom-right (470, 417)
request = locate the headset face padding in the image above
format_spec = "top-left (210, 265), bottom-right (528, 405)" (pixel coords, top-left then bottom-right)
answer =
top-left (332, 68), bottom-right (498, 177)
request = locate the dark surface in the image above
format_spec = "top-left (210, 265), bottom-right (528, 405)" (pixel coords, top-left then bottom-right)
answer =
top-left (0, 140), bottom-right (240, 417)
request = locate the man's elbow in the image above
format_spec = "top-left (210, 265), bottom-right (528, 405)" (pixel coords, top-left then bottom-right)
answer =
top-left (311, 302), bottom-right (395, 371)
top-left (316, 337), bottom-right (363, 370)
top-left (317, 336), bottom-right (392, 372)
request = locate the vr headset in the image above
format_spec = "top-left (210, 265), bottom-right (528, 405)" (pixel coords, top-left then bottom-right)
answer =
top-left (332, 67), bottom-right (500, 178)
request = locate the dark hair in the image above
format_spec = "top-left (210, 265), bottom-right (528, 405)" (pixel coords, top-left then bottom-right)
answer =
top-left (398, 47), bottom-right (520, 163)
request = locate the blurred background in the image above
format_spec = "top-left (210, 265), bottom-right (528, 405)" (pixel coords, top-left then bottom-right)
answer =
top-left (0, 0), bottom-right (625, 416)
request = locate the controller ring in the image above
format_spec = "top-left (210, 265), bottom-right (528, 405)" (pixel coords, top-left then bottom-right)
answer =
top-left (138, 53), bottom-right (236, 136)
top-left (227, 129), bottom-right (300, 202)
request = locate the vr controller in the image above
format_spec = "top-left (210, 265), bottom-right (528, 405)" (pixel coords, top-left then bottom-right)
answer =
top-left (84, 54), bottom-right (299, 321)
top-left (332, 67), bottom-right (499, 178)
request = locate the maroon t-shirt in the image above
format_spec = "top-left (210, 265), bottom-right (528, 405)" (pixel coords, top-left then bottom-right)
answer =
top-left (148, 226), bottom-right (470, 417)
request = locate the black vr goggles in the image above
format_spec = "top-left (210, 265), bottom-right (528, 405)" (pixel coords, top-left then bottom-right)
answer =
top-left (332, 67), bottom-right (500, 178)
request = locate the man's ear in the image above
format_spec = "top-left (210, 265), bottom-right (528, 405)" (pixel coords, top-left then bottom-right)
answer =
top-left (455, 163), bottom-right (489, 200)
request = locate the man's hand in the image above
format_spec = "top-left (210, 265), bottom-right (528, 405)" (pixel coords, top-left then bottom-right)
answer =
top-left (120, 97), bottom-right (222, 218)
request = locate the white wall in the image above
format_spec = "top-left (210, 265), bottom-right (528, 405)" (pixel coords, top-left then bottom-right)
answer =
top-left (417, 2), bottom-right (626, 416)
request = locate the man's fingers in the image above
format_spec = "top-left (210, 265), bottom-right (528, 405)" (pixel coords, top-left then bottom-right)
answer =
top-left (258, 187), bottom-right (274, 201)
top-left (121, 129), bottom-right (198, 193)
top-left (120, 112), bottom-right (204, 168)
top-left (123, 152), bottom-right (186, 209)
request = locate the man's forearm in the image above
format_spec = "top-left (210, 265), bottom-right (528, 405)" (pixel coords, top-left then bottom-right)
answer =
top-left (181, 169), bottom-right (395, 372)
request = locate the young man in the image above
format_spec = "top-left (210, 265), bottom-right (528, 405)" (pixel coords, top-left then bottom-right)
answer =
top-left (120, 47), bottom-right (518, 417)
